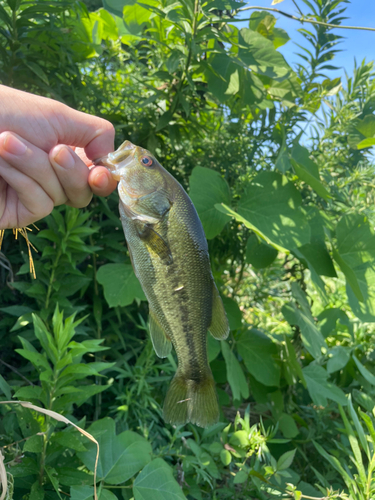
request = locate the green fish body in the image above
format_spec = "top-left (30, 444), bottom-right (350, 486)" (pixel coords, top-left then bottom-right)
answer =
top-left (95, 141), bottom-right (229, 427)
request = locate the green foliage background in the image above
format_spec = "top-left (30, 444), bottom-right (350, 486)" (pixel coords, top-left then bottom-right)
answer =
top-left (2, 0), bottom-right (375, 498)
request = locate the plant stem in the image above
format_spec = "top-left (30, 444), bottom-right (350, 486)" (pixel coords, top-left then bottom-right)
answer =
top-left (45, 247), bottom-right (62, 310)
top-left (237, 6), bottom-right (375, 32)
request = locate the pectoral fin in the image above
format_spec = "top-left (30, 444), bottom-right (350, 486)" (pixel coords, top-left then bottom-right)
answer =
top-left (149, 310), bottom-right (172, 358)
top-left (136, 223), bottom-right (173, 265)
top-left (208, 285), bottom-right (230, 340)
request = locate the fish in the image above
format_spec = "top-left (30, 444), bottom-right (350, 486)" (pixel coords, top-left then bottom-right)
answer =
top-left (94, 140), bottom-right (229, 427)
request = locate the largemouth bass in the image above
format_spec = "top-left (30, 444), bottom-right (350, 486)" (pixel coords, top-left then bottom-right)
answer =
top-left (94, 140), bottom-right (229, 427)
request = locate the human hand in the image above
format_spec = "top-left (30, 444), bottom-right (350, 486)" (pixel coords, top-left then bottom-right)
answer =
top-left (0, 85), bottom-right (118, 230)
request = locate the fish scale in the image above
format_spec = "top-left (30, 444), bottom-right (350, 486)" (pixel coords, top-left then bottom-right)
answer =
top-left (95, 140), bottom-right (229, 427)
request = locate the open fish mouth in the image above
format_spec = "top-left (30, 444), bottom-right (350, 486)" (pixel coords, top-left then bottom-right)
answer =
top-left (93, 140), bottom-right (137, 173)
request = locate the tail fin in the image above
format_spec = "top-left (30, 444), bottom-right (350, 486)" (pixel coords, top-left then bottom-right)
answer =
top-left (163, 370), bottom-right (219, 428)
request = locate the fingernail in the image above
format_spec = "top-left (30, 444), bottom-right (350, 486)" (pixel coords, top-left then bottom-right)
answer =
top-left (93, 172), bottom-right (109, 190)
top-left (53, 146), bottom-right (75, 169)
top-left (2, 134), bottom-right (27, 155)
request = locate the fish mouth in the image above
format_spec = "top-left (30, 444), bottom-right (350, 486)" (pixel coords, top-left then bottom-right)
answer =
top-left (93, 140), bottom-right (137, 174)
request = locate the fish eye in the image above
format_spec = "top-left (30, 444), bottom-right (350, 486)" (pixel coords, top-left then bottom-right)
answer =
top-left (140, 156), bottom-right (153, 168)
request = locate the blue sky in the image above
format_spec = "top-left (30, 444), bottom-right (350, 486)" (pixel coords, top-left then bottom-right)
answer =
top-left (237, 0), bottom-right (375, 80)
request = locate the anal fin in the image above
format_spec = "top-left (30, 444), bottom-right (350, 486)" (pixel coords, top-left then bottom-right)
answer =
top-left (208, 284), bottom-right (230, 340)
top-left (149, 310), bottom-right (172, 358)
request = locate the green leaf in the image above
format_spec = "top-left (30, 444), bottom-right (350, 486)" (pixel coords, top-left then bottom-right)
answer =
top-left (353, 355), bottom-right (375, 385)
top-left (0, 374), bottom-right (11, 399)
top-left (335, 214), bottom-right (375, 319)
top-left (278, 413), bottom-right (299, 439)
top-left (78, 418), bottom-right (152, 484)
top-left (303, 365), bottom-right (347, 407)
top-left (246, 233), bottom-right (278, 269)
top-left (282, 287), bottom-right (326, 360)
top-left (123, 1), bottom-right (152, 34)
top-left (221, 342), bottom-right (249, 401)
top-left (237, 172), bottom-right (310, 251)
top-left (24, 435), bottom-right (44, 453)
top-left (295, 240), bottom-right (336, 278)
top-left (238, 28), bottom-right (290, 79)
top-left (348, 115), bottom-right (375, 149)
top-left (274, 141), bottom-right (291, 173)
top-left (220, 449), bottom-right (232, 466)
top-left (24, 61), bottom-right (49, 85)
top-left (207, 335), bottom-right (221, 362)
top-left (233, 469), bottom-right (248, 484)
top-left (291, 144), bottom-right (330, 200)
top-left (277, 449), bottom-right (296, 471)
top-left (189, 166), bottom-right (231, 239)
top-left (206, 54), bottom-right (240, 103)
top-left (237, 329), bottom-right (280, 387)
top-left (313, 441), bottom-right (352, 486)
top-left (357, 138), bottom-right (375, 149)
top-left (97, 264), bottom-right (146, 307)
top-left (327, 346), bottom-right (350, 374)
top-left (222, 297), bottom-right (242, 330)
top-left (249, 11), bottom-right (290, 49)
top-left (133, 458), bottom-right (187, 500)
top-left (70, 486), bottom-right (118, 500)
top-left (215, 203), bottom-right (288, 253)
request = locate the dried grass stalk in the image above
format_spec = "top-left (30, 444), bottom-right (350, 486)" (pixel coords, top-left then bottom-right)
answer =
top-left (0, 401), bottom-right (99, 500)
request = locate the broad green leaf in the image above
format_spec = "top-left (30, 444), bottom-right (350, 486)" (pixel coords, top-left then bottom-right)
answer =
top-left (222, 296), bottom-right (242, 330)
top-left (238, 28), bottom-right (290, 79)
top-left (233, 470), bottom-right (248, 484)
top-left (336, 214), bottom-right (375, 320)
top-left (221, 342), bottom-right (249, 401)
top-left (102, 0), bottom-right (125, 17)
top-left (123, 2), bottom-right (153, 34)
top-left (70, 486), bottom-right (117, 500)
top-left (207, 53), bottom-right (241, 102)
top-left (277, 449), bottom-right (296, 471)
top-left (291, 145), bottom-right (330, 200)
top-left (189, 166), bottom-right (231, 239)
top-left (327, 346), bottom-right (350, 374)
top-left (295, 240), bottom-right (336, 278)
top-left (246, 233), bottom-right (278, 269)
top-left (220, 449), bottom-right (232, 466)
top-left (278, 413), bottom-right (299, 438)
top-left (78, 418), bottom-right (152, 484)
top-left (303, 365), bottom-right (347, 407)
top-left (274, 141), bottom-right (291, 173)
top-left (133, 458), bottom-right (187, 500)
top-left (215, 203), bottom-right (288, 253)
top-left (357, 137), bottom-right (375, 149)
top-left (318, 307), bottom-right (352, 338)
top-left (237, 172), bottom-right (310, 251)
top-left (348, 115), bottom-right (375, 149)
top-left (207, 335), bottom-right (221, 362)
top-left (24, 435), bottom-right (43, 453)
top-left (249, 11), bottom-right (290, 49)
top-left (97, 264), bottom-right (146, 307)
top-left (237, 329), bottom-right (280, 387)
